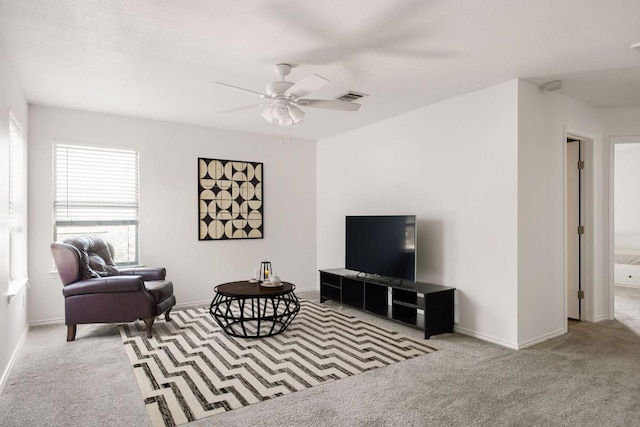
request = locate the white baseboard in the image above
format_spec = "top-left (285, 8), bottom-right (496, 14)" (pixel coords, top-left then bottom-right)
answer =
top-left (174, 300), bottom-right (210, 309)
top-left (615, 283), bottom-right (640, 289)
top-left (455, 325), bottom-right (567, 350)
top-left (30, 317), bottom-right (64, 326)
top-left (454, 325), bottom-right (519, 350)
top-left (0, 323), bottom-right (29, 395)
top-left (517, 328), bottom-right (566, 349)
top-left (594, 314), bottom-right (611, 322)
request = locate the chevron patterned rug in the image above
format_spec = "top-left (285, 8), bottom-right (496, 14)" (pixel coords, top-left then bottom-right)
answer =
top-left (120, 299), bottom-right (437, 427)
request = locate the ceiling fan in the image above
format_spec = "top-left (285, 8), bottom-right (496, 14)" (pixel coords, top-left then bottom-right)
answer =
top-left (215, 63), bottom-right (361, 127)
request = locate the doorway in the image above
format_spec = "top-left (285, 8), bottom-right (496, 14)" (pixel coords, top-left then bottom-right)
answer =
top-left (566, 138), bottom-right (583, 320)
top-left (611, 138), bottom-right (640, 334)
top-left (565, 131), bottom-right (594, 324)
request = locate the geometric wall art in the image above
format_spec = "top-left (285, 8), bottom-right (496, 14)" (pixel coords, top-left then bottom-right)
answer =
top-left (198, 158), bottom-right (263, 240)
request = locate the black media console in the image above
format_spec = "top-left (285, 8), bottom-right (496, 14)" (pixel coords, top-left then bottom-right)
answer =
top-left (319, 268), bottom-right (455, 339)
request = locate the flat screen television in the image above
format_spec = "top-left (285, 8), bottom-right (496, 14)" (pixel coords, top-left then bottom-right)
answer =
top-left (345, 215), bottom-right (416, 281)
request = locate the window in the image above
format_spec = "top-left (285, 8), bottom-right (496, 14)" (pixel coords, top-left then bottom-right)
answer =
top-left (8, 112), bottom-right (27, 284)
top-left (54, 143), bottom-right (139, 265)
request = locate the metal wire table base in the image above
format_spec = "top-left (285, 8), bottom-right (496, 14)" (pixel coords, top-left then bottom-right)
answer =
top-left (209, 288), bottom-right (300, 338)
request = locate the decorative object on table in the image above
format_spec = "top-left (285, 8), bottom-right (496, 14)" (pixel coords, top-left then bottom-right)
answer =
top-left (259, 260), bottom-right (271, 283)
top-left (198, 157), bottom-right (263, 240)
top-left (260, 273), bottom-right (282, 288)
top-left (248, 269), bottom-right (260, 283)
top-left (120, 300), bottom-right (437, 427)
top-left (269, 274), bottom-right (282, 287)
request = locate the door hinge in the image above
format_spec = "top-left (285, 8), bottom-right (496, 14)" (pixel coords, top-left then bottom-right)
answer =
top-left (578, 225), bottom-right (585, 234)
top-left (578, 160), bottom-right (585, 170)
top-left (578, 290), bottom-right (585, 299)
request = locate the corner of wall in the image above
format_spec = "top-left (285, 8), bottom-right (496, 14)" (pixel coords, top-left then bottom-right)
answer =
top-left (516, 78), bottom-right (606, 345)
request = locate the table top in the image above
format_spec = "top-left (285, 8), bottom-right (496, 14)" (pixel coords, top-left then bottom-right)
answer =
top-left (215, 280), bottom-right (295, 297)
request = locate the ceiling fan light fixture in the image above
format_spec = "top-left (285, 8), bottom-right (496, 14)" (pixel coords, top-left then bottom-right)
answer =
top-left (288, 105), bottom-right (305, 123)
top-left (260, 107), bottom-right (274, 123)
top-left (272, 103), bottom-right (290, 121)
top-left (278, 116), bottom-right (293, 127)
top-left (261, 102), bottom-right (303, 127)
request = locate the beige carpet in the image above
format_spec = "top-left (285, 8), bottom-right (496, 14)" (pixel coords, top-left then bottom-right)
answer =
top-left (614, 284), bottom-right (640, 334)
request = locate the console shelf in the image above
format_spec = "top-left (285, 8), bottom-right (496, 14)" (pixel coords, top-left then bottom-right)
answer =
top-left (319, 268), bottom-right (455, 339)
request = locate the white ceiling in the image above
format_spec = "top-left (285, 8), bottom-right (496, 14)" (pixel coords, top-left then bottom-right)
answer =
top-left (1, 0), bottom-right (639, 140)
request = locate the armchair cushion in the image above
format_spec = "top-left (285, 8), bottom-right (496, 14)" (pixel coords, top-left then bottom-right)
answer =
top-left (65, 235), bottom-right (119, 279)
top-left (62, 275), bottom-right (144, 297)
top-left (88, 253), bottom-right (120, 277)
top-left (145, 280), bottom-right (174, 303)
top-left (119, 267), bottom-right (166, 281)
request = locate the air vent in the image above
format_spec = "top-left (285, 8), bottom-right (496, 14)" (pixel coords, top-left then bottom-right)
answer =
top-left (336, 91), bottom-right (368, 102)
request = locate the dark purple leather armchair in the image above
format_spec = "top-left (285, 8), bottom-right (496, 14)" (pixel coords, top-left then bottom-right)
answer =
top-left (50, 236), bottom-right (176, 341)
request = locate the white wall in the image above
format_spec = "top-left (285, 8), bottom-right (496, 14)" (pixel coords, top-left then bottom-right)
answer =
top-left (317, 79), bottom-right (610, 348)
top-left (614, 143), bottom-right (640, 244)
top-left (317, 80), bottom-right (520, 347)
top-left (602, 107), bottom-right (640, 137)
top-left (516, 80), bottom-right (604, 343)
top-left (28, 106), bottom-right (317, 323)
top-left (0, 44), bottom-right (29, 391)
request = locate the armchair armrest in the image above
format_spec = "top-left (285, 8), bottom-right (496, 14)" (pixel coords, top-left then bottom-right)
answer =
top-left (63, 275), bottom-right (145, 297)
top-left (119, 267), bottom-right (166, 281)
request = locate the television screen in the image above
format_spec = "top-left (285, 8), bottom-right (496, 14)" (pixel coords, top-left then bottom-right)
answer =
top-left (345, 215), bottom-right (416, 281)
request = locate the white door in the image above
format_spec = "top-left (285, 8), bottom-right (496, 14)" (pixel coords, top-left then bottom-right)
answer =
top-left (566, 140), bottom-right (581, 320)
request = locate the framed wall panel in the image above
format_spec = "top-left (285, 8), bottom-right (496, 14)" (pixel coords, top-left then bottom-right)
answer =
top-left (198, 158), bottom-right (263, 240)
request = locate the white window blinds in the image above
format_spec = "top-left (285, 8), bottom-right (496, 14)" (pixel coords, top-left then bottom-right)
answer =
top-left (54, 144), bottom-right (139, 224)
top-left (8, 112), bottom-right (27, 286)
top-left (8, 114), bottom-right (23, 231)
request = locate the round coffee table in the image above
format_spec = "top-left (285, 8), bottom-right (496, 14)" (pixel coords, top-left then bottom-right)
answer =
top-left (209, 281), bottom-right (300, 338)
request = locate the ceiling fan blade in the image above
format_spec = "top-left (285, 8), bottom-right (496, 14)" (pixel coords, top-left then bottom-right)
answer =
top-left (284, 74), bottom-right (329, 98)
top-left (297, 99), bottom-right (361, 111)
top-left (218, 103), bottom-right (267, 114)
top-left (214, 81), bottom-right (267, 97)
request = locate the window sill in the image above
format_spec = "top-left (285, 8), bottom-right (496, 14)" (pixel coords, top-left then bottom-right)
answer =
top-left (7, 278), bottom-right (29, 303)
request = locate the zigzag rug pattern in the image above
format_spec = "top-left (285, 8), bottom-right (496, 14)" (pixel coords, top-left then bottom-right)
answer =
top-left (120, 299), bottom-right (437, 427)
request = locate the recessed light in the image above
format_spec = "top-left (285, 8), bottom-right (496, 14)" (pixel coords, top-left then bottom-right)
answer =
top-left (632, 42), bottom-right (640, 53)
